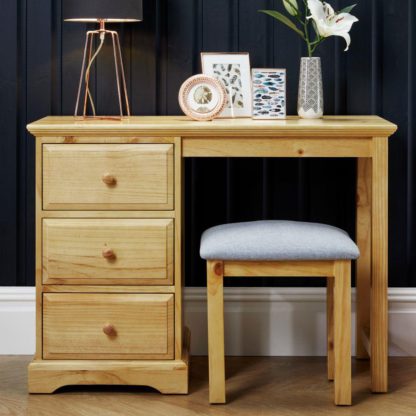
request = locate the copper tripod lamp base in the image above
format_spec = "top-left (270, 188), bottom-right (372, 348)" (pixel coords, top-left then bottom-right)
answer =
top-left (74, 20), bottom-right (130, 120)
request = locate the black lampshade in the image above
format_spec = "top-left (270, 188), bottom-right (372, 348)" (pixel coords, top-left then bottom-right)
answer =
top-left (63, 0), bottom-right (143, 22)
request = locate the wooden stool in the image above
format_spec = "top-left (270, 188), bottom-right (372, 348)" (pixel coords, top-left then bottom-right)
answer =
top-left (200, 220), bottom-right (359, 406)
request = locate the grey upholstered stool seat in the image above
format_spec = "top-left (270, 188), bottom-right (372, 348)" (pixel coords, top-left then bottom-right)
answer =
top-left (200, 220), bottom-right (359, 261)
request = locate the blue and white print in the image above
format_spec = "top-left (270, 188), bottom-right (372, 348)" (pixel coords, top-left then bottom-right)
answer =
top-left (252, 69), bottom-right (286, 119)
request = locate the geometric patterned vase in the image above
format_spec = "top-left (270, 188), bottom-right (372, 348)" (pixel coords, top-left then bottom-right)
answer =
top-left (297, 57), bottom-right (324, 119)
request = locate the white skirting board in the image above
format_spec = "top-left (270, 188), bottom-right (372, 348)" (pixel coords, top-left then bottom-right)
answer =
top-left (0, 287), bottom-right (415, 356)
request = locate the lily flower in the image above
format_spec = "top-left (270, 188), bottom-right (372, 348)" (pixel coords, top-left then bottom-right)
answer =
top-left (307, 0), bottom-right (359, 51)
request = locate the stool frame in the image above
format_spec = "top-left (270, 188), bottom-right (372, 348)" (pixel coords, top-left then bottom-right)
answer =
top-left (207, 259), bottom-right (352, 406)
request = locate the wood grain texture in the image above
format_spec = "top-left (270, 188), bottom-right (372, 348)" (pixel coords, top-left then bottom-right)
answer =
top-left (39, 136), bottom-right (177, 144)
top-left (371, 137), bottom-right (389, 392)
top-left (27, 115), bottom-right (398, 137)
top-left (29, 359), bottom-right (188, 394)
top-left (3, 356), bottom-right (412, 413)
top-left (183, 138), bottom-right (372, 158)
top-left (174, 137), bottom-right (184, 359)
top-left (35, 139), bottom-right (42, 360)
top-left (327, 277), bottom-right (334, 381)
top-left (224, 261), bottom-right (334, 277)
top-left (42, 218), bottom-right (174, 285)
top-left (42, 285), bottom-right (176, 293)
top-left (43, 293), bottom-right (174, 360)
top-left (40, 210), bottom-right (176, 218)
top-left (356, 158), bottom-right (372, 359)
top-left (29, 118), bottom-right (394, 397)
top-left (333, 261), bottom-right (351, 405)
top-left (208, 259), bottom-right (352, 405)
top-left (43, 144), bottom-right (174, 210)
top-left (207, 261), bottom-right (226, 404)
top-left (29, 327), bottom-right (189, 394)
top-left (31, 131), bottom-right (188, 393)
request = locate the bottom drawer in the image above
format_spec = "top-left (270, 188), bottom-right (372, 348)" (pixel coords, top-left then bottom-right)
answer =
top-left (43, 293), bottom-right (174, 360)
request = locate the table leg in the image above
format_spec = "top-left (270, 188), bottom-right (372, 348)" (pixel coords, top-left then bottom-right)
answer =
top-left (333, 261), bottom-right (352, 405)
top-left (327, 276), bottom-right (335, 381)
top-left (207, 260), bottom-right (226, 404)
top-left (371, 137), bottom-right (389, 393)
top-left (356, 158), bottom-right (372, 359)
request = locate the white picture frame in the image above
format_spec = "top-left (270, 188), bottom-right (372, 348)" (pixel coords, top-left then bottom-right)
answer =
top-left (252, 68), bottom-right (286, 119)
top-left (201, 53), bottom-right (252, 118)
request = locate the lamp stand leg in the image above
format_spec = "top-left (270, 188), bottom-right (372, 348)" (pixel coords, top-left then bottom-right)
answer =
top-left (82, 33), bottom-right (94, 117)
top-left (111, 32), bottom-right (124, 117)
top-left (74, 32), bottom-right (90, 117)
top-left (115, 32), bottom-right (131, 116)
top-left (74, 25), bottom-right (131, 120)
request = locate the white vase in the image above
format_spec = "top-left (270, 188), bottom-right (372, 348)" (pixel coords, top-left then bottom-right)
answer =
top-left (297, 57), bottom-right (324, 119)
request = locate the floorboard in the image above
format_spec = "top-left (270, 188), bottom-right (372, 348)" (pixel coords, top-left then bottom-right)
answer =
top-left (1, 356), bottom-right (416, 415)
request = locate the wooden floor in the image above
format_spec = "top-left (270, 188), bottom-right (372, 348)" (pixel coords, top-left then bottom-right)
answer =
top-left (1, 356), bottom-right (416, 415)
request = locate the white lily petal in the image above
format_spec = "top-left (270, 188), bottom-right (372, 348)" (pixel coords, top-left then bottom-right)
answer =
top-left (317, 22), bottom-right (331, 37)
top-left (307, 0), bottom-right (326, 21)
top-left (336, 12), bottom-right (359, 23)
top-left (335, 31), bottom-right (351, 51)
top-left (323, 2), bottom-right (335, 17)
top-left (332, 13), bottom-right (359, 32)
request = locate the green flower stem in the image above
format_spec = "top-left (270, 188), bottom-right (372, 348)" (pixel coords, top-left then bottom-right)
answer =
top-left (302, 0), bottom-right (312, 57)
top-left (310, 37), bottom-right (324, 55)
top-left (303, 22), bottom-right (312, 56)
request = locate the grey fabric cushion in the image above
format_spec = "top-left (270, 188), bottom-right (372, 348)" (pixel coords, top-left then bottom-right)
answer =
top-left (200, 220), bottom-right (359, 261)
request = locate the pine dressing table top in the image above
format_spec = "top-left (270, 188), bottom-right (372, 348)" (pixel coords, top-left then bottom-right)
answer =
top-left (28, 115), bottom-right (397, 138)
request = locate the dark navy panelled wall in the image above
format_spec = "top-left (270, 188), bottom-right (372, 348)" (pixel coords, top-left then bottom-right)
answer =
top-left (0, 1), bottom-right (413, 286)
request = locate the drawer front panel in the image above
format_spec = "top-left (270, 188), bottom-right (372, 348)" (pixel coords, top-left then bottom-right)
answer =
top-left (43, 293), bottom-right (174, 359)
top-left (43, 144), bottom-right (174, 210)
top-left (43, 219), bottom-right (174, 285)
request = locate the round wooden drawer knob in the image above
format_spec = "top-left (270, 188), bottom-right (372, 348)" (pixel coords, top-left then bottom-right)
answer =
top-left (102, 247), bottom-right (116, 259)
top-left (102, 173), bottom-right (117, 186)
top-left (103, 323), bottom-right (117, 337)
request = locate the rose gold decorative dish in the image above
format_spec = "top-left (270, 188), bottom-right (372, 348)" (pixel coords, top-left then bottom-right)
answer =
top-left (178, 74), bottom-right (227, 121)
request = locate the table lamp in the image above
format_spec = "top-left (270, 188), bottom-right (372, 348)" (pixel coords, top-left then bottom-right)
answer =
top-left (64, 0), bottom-right (143, 119)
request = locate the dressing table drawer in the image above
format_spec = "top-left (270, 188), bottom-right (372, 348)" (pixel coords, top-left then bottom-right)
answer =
top-left (43, 143), bottom-right (174, 210)
top-left (42, 218), bottom-right (174, 285)
top-left (43, 293), bottom-right (174, 360)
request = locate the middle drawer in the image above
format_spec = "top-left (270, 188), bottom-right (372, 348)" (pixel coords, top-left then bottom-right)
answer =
top-left (43, 218), bottom-right (174, 285)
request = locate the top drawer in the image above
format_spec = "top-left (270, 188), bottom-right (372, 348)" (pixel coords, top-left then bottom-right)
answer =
top-left (43, 144), bottom-right (174, 210)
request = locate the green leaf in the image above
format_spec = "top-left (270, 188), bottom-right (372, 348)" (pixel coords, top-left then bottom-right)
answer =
top-left (259, 10), bottom-right (305, 40)
top-left (282, 0), bottom-right (298, 16)
top-left (339, 4), bottom-right (356, 14)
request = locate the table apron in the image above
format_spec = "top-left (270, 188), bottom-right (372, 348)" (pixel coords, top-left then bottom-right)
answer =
top-left (182, 137), bottom-right (373, 158)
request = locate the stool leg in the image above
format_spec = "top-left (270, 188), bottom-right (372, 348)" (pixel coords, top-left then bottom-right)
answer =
top-left (327, 276), bottom-right (335, 381)
top-left (333, 260), bottom-right (352, 405)
top-left (207, 260), bottom-right (226, 404)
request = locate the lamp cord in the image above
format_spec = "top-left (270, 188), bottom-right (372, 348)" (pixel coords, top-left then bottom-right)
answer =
top-left (85, 35), bottom-right (105, 116)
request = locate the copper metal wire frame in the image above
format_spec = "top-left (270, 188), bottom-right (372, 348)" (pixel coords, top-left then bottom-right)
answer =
top-left (74, 20), bottom-right (130, 120)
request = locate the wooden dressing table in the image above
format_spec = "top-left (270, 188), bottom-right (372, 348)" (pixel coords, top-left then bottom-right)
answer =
top-left (27, 115), bottom-right (397, 394)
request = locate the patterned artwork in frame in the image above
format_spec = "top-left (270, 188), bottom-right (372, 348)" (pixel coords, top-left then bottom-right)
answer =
top-left (213, 64), bottom-right (244, 109)
top-left (201, 53), bottom-right (252, 118)
top-left (252, 68), bottom-right (286, 119)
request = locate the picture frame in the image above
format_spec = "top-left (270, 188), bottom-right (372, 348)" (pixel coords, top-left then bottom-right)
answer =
top-left (252, 68), bottom-right (286, 119)
top-left (201, 52), bottom-right (252, 118)
top-left (178, 74), bottom-right (227, 121)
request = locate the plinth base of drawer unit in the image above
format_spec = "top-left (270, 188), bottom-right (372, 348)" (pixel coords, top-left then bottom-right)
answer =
top-left (28, 328), bottom-right (190, 394)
